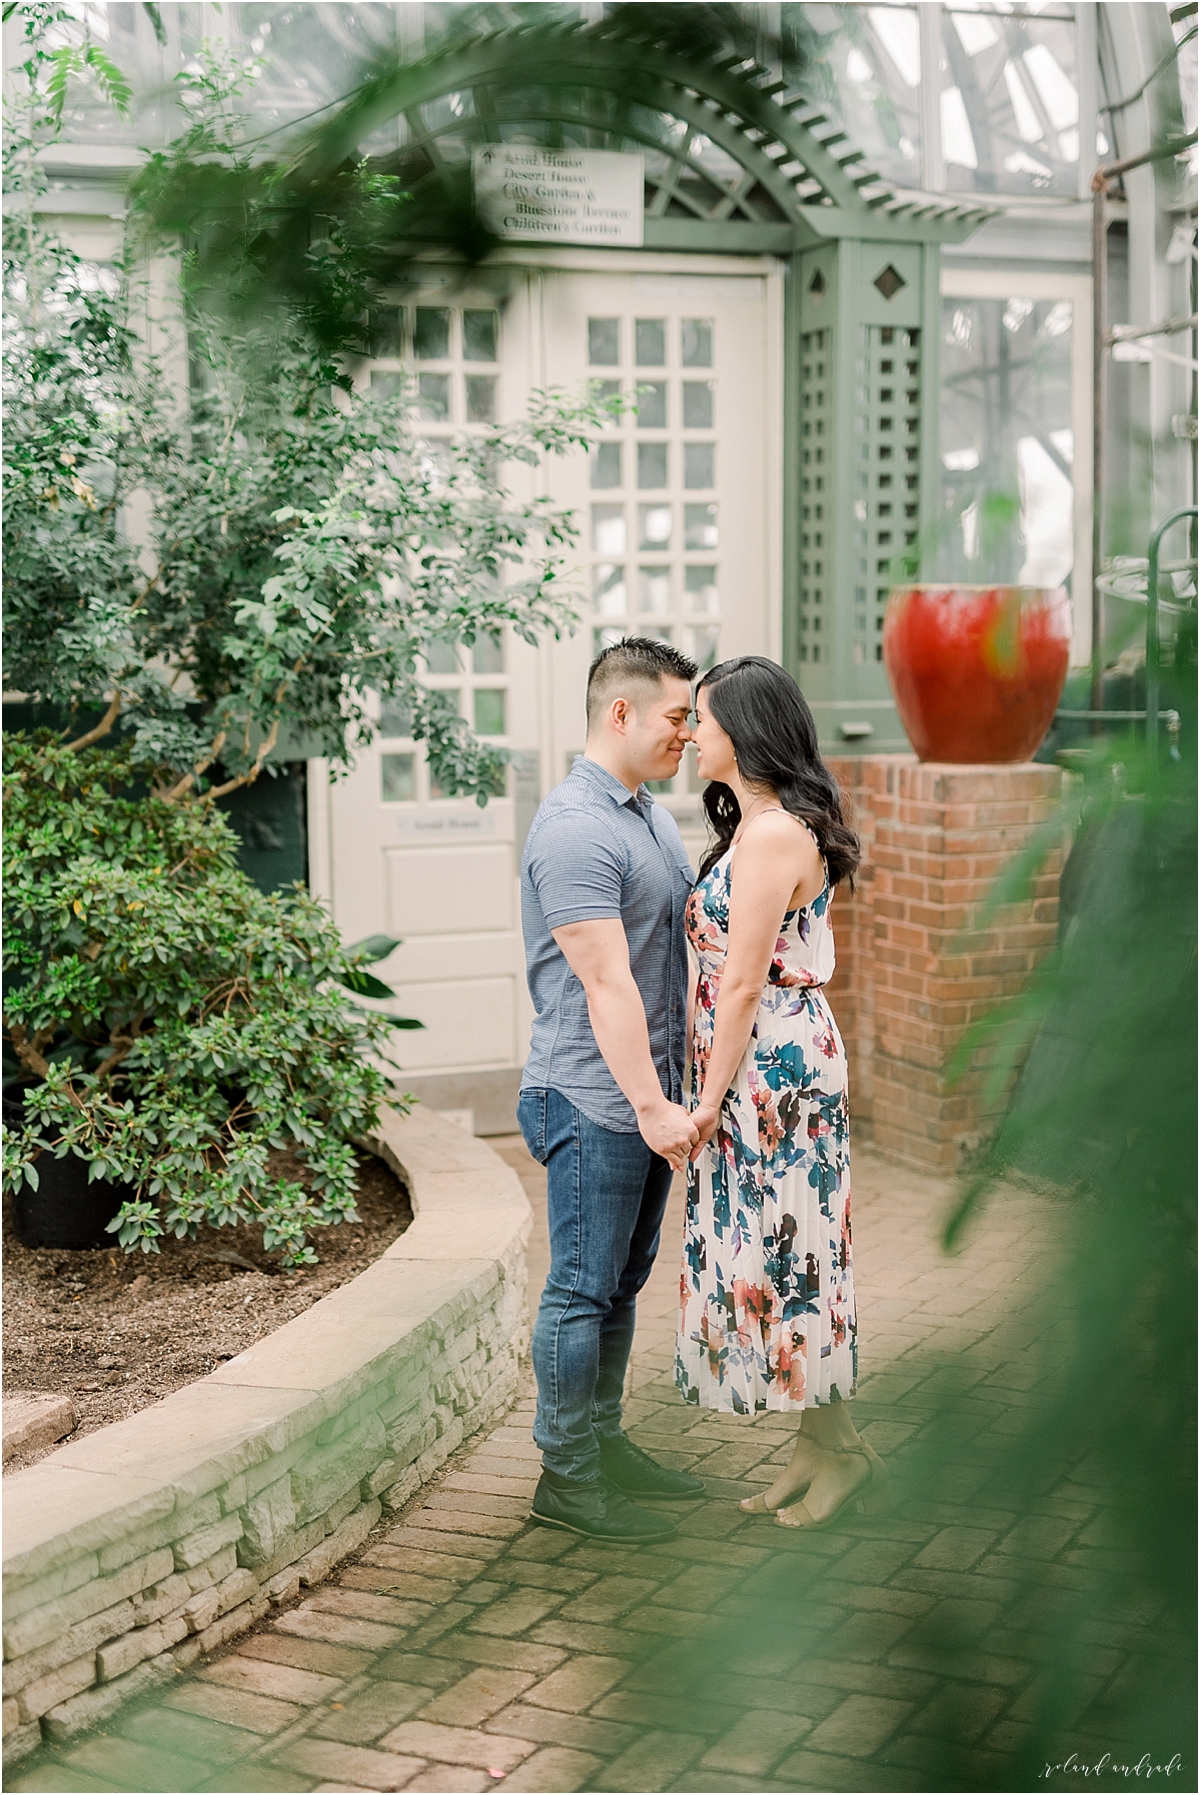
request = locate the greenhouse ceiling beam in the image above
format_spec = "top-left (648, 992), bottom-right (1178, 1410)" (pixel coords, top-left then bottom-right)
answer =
top-left (290, 18), bottom-right (984, 244)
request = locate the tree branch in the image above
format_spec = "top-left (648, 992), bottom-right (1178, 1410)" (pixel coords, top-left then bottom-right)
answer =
top-left (6, 1020), bottom-right (54, 1079)
top-left (203, 717), bottom-right (279, 802)
top-left (5, 1019), bottom-right (86, 1109)
top-left (63, 691), bottom-right (121, 752)
top-left (162, 730), bottom-right (227, 803)
top-left (94, 1037), bottom-right (133, 1082)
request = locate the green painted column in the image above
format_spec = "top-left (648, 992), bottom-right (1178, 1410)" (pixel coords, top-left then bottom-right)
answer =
top-left (784, 235), bottom-right (943, 756)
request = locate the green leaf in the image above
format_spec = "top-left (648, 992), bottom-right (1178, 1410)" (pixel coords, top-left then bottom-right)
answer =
top-left (336, 968), bottom-right (395, 999)
top-left (45, 46), bottom-right (81, 126)
top-left (141, 2), bottom-right (167, 46)
top-left (85, 46), bottom-right (134, 116)
top-left (348, 935), bottom-right (401, 964)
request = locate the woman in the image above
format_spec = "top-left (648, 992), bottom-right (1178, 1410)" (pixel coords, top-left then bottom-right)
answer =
top-left (676, 656), bottom-right (889, 1528)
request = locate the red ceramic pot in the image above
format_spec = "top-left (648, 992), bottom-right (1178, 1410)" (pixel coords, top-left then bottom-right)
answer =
top-left (883, 584), bottom-right (1072, 763)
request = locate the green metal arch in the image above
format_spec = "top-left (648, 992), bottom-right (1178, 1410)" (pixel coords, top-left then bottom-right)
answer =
top-left (299, 18), bottom-right (987, 237)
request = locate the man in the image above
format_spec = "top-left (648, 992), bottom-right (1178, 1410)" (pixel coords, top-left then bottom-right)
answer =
top-left (518, 637), bottom-right (706, 1542)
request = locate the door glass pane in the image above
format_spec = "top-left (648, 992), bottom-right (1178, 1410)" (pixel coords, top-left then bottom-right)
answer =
top-left (472, 633), bottom-right (504, 675)
top-left (591, 505), bottom-right (626, 554)
top-left (685, 566), bottom-right (718, 613)
top-left (594, 625), bottom-right (626, 655)
top-left (592, 442), bottom-right (623, 489)
top-left (417, 373), bottom-right (450, 420)
top-left (681, 319), bottom-right (713, 367)
top-left (594, 379), bottom-right (622, 416)
top-left (588, 318), bottom-right (620, 365)
top-left (636, 381), bottom-right (667, 427)
top-left (637, 443), bottom-right (668, 489)
top-left (938, 295), bottom-right (1073, 586)
top-left (465, 375), bottom-right (496, 423)
top-left (638, 504), bottom-right (672, 550)
top-left (638, 566), bottom-right (671, 615)
top-left (425, 641), bottom-right (460, 674)
top-left (415, 308), bottom-right (451, 359)
top-left (371, 371), bottom-right (405, 396)
top-left (474, 689), bottom-right (507, 735)
top-left (371, 307), bottom-right (405, 357)
top-left (684, 443), bottom-right (715, 489)
top-left (684, 503), bottom-right (719, 550)
top-left (682, 380), bottom-right (714, 428)
top-left (635, 319), bottom-right (666, 366)
top-left (593, 564), bottom-right (627, 616)
top-left (381, 753), bottom-right (416, 802)
top-left (685, 625), bottom-right (720, 672)
top-left (462, 309), bottom-right (497, 360)
top-left (379, 697), bottom-right (414, 736)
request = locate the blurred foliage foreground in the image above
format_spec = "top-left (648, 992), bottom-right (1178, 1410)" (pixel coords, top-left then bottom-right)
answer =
top-left (657, 742), bottom-right (1197, 1793)
top-left (932, 740), bottom-right (1197, 1788)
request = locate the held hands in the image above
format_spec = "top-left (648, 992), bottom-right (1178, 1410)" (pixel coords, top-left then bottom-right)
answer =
top-left (638, 1100), bottom-right (700, 1171)
top-left (688, 1100), bottom-right (721, 1162)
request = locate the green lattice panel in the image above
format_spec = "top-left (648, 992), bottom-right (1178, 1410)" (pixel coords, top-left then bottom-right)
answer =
top-left (853, 323), bottom-right (922, 666)
top-left (796, 327), bottom-right (830, 668)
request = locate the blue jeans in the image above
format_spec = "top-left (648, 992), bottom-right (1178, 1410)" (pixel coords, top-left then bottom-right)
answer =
top-left (518, 1087), bottom-right (674, 1484)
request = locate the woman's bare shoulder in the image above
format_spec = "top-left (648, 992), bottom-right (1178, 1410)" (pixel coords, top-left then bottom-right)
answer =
top-left (742, 809), bottom-right (820, 850)
top-left (736, 809), bottom-right (821, 873)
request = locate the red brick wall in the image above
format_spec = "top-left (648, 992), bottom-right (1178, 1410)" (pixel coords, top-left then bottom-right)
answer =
top-left (826, 756), bottom-right (1064, 1172)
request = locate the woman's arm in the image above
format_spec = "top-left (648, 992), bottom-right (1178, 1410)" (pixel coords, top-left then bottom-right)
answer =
top-left (685, 943), bottom-right (697, 1083)
top-left (690, 814), bottom-right (823, 1157)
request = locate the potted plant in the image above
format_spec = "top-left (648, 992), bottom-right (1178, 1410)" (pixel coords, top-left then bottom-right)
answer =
top-left (882, 497), bottom-right (1072, 763)
top-left (883, 583), bottom-right (1072, 763)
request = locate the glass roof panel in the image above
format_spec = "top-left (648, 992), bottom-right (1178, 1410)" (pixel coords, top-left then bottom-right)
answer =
top-left (940, 7), bottom-right (1080, 195)
top-left (781, 4), bottom-right (922, 187)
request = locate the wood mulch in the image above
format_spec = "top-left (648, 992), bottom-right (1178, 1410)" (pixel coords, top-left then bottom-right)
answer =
top-left (2, 1146), bottom-right (412, 1474)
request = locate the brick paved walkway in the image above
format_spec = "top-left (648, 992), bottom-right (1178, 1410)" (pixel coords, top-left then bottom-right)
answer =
top-left (14, 1138), bottom-right (1119, 1795)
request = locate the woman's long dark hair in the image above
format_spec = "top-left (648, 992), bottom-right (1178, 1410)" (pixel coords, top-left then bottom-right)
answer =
top-left (695, 656), bottom-right (860, 886)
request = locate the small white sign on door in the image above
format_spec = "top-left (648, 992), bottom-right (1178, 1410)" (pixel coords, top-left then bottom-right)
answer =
top-left (473, 146), bottom-right (645, 247)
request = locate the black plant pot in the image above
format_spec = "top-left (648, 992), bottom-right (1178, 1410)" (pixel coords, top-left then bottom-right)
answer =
top-left (12, 1150), bottom-right (131, 1251)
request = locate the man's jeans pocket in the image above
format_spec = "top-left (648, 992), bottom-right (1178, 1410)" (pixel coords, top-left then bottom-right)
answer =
top-left (517, 1088), bottom-right (549, 1165)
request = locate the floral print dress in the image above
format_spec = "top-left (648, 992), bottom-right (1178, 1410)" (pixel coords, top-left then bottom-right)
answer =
top-left (676, 834), bottom-right (857, 1414)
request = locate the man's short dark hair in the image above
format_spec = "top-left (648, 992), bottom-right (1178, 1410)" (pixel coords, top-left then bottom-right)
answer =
top-left (585, 637), bottom-right (698, 731)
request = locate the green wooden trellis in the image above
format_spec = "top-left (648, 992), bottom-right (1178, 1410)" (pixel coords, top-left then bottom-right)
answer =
top-left (310, 17), bottom-right (990, 750)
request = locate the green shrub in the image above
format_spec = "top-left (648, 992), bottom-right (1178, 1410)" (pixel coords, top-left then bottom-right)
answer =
top-left (3, 733), bottom-right (407, 1267)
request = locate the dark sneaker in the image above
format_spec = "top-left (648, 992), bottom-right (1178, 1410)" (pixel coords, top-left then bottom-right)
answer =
top-left (531, 1471), bottom-right (680, 1541)
top-left (598, 1433), bottom-right (706, 1500)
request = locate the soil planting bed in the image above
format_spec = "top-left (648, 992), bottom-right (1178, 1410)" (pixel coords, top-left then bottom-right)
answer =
top-left (2, 1146), bottom-right (412, 1472)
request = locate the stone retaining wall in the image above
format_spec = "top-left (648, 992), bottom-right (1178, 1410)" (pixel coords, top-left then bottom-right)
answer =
top-left (1, 1107), bottom-right (530, 1769)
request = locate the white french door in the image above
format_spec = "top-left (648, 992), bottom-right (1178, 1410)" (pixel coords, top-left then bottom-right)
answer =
top-left (311, 252), bottom-right (782, 1080)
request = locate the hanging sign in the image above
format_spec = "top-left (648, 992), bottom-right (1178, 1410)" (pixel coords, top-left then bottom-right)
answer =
top-left (473, 146), bottom-right (645, 247)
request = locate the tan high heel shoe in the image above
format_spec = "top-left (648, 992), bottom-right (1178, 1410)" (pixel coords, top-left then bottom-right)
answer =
top-left (775, 1440), bottom-right (891, 1530)
top-left (739, 1439), bottom-right (824, 1514)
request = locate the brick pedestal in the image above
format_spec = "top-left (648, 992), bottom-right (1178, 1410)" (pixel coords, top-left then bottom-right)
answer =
top-left (827, 756), bottom-right (1064, 1172)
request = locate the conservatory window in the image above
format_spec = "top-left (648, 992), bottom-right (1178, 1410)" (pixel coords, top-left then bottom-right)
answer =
top-left (939, 269), bottom-right (1091, 652)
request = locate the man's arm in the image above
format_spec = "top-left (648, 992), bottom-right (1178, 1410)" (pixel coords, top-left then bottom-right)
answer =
top-left (551, 918), bottom-right (698, 1169)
